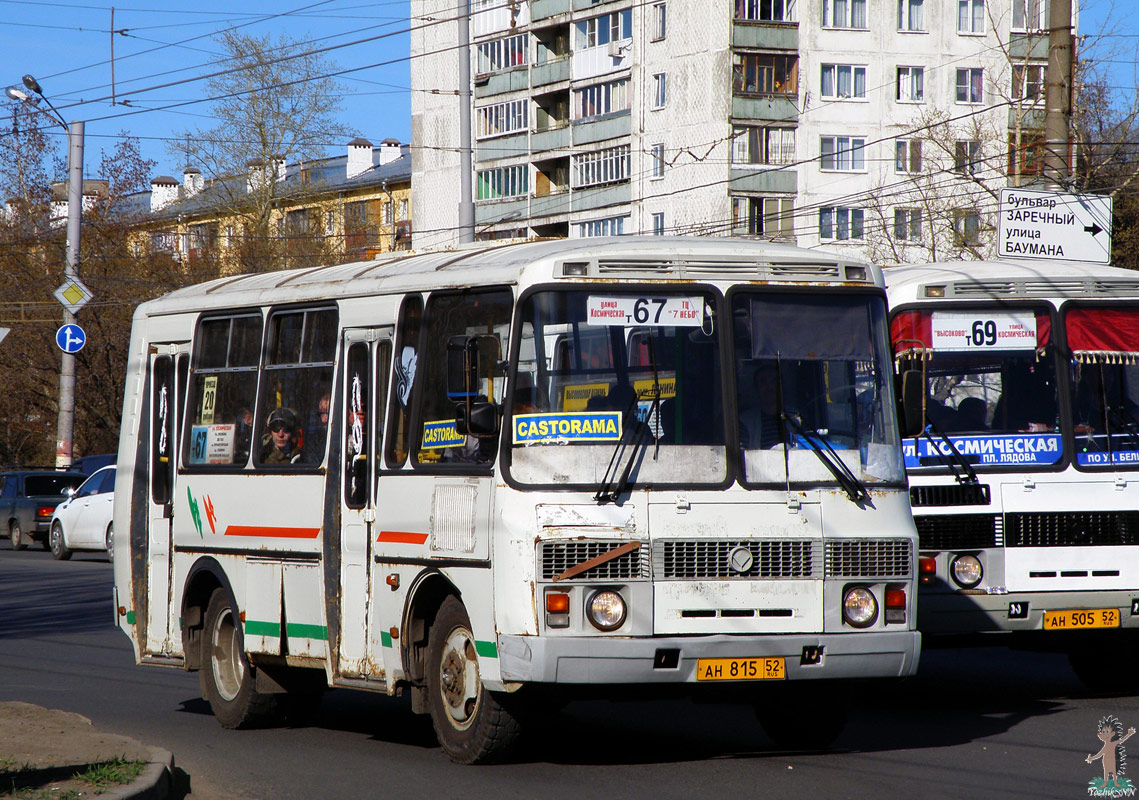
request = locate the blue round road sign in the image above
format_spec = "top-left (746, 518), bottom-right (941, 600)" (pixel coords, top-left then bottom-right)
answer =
top-left (55, 324), bottom-right (86, 354)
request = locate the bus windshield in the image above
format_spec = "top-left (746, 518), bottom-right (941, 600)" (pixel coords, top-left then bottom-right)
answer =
top-left (1066, 306), bottom-right (1139, 468)
top-left (508, 288), bottom-right (727, 488)
top-left (732, 291), bottom-right (903, 486)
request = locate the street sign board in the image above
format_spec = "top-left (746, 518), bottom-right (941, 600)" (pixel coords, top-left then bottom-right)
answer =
top-left (998, 188), bottom-right (1112, 264)
top-left (53, 278), bottom-right (94, 315)
top-left (55, 323), bottom-right (86, 354)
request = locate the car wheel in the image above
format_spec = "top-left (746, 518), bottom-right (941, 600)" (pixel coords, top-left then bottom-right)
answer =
top-left (49, 522), bottom-right (72, 561)
top-left (105, 524), bottom-right (114, 563)
top-left (199, 589), bottom-right (280, 728)
top-left (426, 595), bottom-right (521, 764)
top-left (10, 521), bottom-right (25, 551)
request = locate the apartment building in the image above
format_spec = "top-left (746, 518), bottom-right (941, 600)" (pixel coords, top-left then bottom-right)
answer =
top-left (411, 0), bottom-right (1066, 262)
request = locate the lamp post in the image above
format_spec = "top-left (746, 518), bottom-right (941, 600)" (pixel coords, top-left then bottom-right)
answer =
top-left (5, 74), bottom-right (84, 469)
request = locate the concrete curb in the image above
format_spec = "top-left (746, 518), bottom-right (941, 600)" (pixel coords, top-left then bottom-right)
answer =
top-left (99, 746), bottom-right (175, 800)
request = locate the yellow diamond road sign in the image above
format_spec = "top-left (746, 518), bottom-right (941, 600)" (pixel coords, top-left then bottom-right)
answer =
top-left (54, 278), bottom-right (93, 314)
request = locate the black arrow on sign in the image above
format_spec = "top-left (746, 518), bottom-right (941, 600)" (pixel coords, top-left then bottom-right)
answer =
top-left (1085, 223), bottom-right (1104, 236)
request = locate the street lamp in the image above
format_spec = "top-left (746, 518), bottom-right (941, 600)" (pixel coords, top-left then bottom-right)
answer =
top-left (6, 74), bottom-right (85, 470)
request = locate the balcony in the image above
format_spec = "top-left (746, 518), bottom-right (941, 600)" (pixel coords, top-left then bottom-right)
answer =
top-left (731, 22), bottom-right (798, 51)
top-left (531, 0), bottom-right (571, 22)
top-left (533, 125), bottom-right (571, 154)
top-left (533, 56), bottom-right (571, 87)
top-left (573, 111), bottom-right (631, 145)
top-left (474, 197), bottom-right (530, 225)
top-left (731, 95), bottom-right (798, 123)
top-left (729, 167), bottom-right (797, 194)
top-left (474, 68), bottom-right (530, 98)
top-left (476, 132), bottom-right (530, 163)
top-left (1010, 33), bottom-right (1049, 60)
top-left (572, 182), bottom-right (631, 213)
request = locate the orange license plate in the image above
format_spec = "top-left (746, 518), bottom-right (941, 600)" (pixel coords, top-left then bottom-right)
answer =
top-left (1042, 608), bottom-right (1119, 631)
top-left (696, 657), bottom-right (785, 681)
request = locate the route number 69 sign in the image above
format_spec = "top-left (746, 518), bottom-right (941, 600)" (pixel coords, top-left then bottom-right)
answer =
top-left (930, 311), bottom-right (1038, 351)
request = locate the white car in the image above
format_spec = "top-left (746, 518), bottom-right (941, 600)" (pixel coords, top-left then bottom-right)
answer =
top-left (49, 465), bottom-right (115, 561)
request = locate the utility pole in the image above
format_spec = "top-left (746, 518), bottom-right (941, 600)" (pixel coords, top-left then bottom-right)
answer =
top-left (457, 0), bottom-right (475, 244)
top-left (56, 120), bottom-right (84, 469)
top-left (1043, 0), bottom-right (1073, 189)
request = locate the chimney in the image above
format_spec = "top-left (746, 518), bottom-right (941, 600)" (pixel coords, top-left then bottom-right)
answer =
top-left (150, 176), bottom-right (179, 212)
top-left (273, 155), bottom-right (287, 183)
top-left (183, 167), bottom-right (203, 196)
top-left (347, 138), bottom-right (373, 179)
top-left (379, 138), bottom-right (402, 166)
top-left (246, 159), bottom-right (266, 193)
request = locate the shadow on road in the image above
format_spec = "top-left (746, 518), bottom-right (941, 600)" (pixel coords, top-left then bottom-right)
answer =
top-left (0, 554), bottom-right (113, 639)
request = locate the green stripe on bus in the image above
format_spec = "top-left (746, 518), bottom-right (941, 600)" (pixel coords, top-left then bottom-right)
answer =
top-left (475, 640), bottom-right (497, 659)
top-left (287, 623), bottom-right (329, 640)
top-left (126, 611), bottom-right (135, 625)
top-left (244, 620), bottom-right (280, 637)
top-left (380, 630), bottom-right (393, 648)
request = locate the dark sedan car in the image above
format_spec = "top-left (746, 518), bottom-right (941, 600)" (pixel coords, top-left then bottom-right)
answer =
top-left (1, 470), bottom-right (87, 550)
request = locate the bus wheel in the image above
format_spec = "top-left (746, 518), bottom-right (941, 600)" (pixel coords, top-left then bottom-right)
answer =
top-left (754, 684), bottom-right (847, 750)
top-left (426, 596), bottom-right (521, 764)
top-left (200, 589), bottom-right (279, 728)
top-left (1069, 648), bottom-right (1139, 693)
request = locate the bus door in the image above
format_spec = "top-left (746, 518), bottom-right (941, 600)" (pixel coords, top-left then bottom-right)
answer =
top-left (337, 328), bottom-right (392, 677)
top-left (145, 342), bottom-right (190, 655)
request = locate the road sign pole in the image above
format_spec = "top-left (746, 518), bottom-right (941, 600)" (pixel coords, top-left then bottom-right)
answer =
top-left (56, 120), bottom-right (83, 470)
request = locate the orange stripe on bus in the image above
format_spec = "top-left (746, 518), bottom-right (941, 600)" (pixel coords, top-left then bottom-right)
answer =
top-left (377, 531), bottom-right (429, 545)
top-left (223, 525), bottom-right (321, 539)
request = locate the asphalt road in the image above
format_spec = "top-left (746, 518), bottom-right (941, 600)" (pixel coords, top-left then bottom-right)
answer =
top-left (1, 545), bottom-right (1134, 799)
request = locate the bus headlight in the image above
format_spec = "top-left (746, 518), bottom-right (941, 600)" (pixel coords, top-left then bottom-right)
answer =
top-left (951, 555), bottom-right (983, 589)
top-left (587, 590), bottom-right (627, 631)
top-left (842, 586), bottom-right (878, 628)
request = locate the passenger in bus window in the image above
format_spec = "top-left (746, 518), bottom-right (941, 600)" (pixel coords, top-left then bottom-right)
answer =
top-left (739, 364), bottom-right (782, 449)
top-left (235, 407), bottom-right (254, 463)
top-left (306, 392), bottom-right (331, 460)
top-left (261, 407), bottom-right (304, 464)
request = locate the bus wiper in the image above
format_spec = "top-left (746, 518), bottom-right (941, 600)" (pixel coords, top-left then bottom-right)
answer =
top-left (594, 392), bottom-right (658, 504)
top-left (919, 420), bottom-right (979, 486)
top-left (782, 413), bottom-right (870, 505)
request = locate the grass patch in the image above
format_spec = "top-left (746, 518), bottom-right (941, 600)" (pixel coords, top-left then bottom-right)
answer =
top-left (76, 757), bottom-right (146, 789)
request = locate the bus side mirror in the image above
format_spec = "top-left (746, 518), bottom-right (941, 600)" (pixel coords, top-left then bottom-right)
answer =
top-left (456, 400), bottom-right (499, 436)
top-left (899, 369), bottom-right (924, 437)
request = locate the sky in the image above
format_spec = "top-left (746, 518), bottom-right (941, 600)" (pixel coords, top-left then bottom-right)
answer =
top-left (1, 0), bottom-right (412, 181)
top-left (0, 0), bottom-right (1136, 184)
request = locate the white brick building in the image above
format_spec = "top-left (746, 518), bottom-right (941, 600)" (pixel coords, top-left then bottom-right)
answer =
top-left (411, 0), bottom-right (1069, 261)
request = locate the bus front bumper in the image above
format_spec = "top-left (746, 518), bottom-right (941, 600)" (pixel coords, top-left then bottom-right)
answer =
top-left (496, 630), bottom-right (920, 685)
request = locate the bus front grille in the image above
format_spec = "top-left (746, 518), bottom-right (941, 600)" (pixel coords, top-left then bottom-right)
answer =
top-left (654, 540), bottom-right (820, 580)
top-left (910, 484), bottom-right (991, 507)
top-left (1005, 511), bottom-right (1139, 547)
top-left (824, 540), bottom-right (912, 579)
top-left (539, 541), bottom-right (650, 581)
top-left (915, 514), bottom-right (1001, 551)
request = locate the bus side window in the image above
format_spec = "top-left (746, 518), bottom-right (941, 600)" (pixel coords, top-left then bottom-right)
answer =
top-left (151, 355), bottom-right (174, 503)
top-left (386, 295), bottom-right (423, 468)
top-left (344, 343), bottom-right (370, 508)
top-left (414, 289), bottom-right (513, 468)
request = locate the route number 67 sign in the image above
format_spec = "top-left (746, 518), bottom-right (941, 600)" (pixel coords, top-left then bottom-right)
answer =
top-left (930, 311), bottom-right (1037, 352)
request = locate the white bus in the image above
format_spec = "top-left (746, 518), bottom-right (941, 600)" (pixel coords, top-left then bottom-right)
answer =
top-left (113, 237), bottom-right (919, 763)
top-left (886, 259), bottom-right (1139, 689)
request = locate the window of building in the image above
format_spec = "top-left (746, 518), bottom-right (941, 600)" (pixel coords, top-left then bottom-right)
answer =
top-left (477, 165), bottom-right (529, 200)
top-left (819, 206), bottom-right (864, 240)
top-left (187, 222), bottom-right (218, 255)
top-left (954, 140), bottom-right (982, 175)
top-left (572, 145), bottom-right (631, 188)
top-left (820, 135), bottom-right (866, 171)
top-left (324, 210), bottom-right (335, 234)
top-left (652, 73), bottom-right (667, 109)
top-left (1008, 135), bottom-right (1045, 175)
top-left (823, 0), bottom-right (867, 29)
top-left (821, 64), bottom-right (866, 100)
top-left (1012, 64), bottom-right (1044, 101)
top-left (732, 126), bottom-right (795, 165)
top-left (732, 53), bottom-right (798, 95)
top-left (344, 199), bottom-right (381, 251)
top-left (1012, 0), bottom-right (1046, 31)
top-left (896, 66), bottom-right (924, 102)
top-left (957, 0), bottom-right (985, 33)
top-left (224, 224), bottom-right (235, 248)
top-left (652, 212), bottom-right (666, 235)
top-left (954, 209), bottom-right (982, 245)
top-left (732, 196), bottom-right (795, 237)
top-left (652, 2), bottom-right (667, 39)
top-left (894, 208), bottom-right (922, 242)
top-left (895, 139), bottom-right (922, 173)
top-left (956, 68), bottom-right (984, 103)
top-left (575, 9), bottom-right (632, 49)
top-left (650, 143), bottom-right (666, 178)
top-left (574, 78), bottom-right (630, 118)
top-left (734, 0), bottom-right (796, 22)
top-left (476, 33), bottom-right (528, 74)
top-left (476, 98), bottom-right (529, 139)
top-left (898, 0), bottom-right (924, 31)
top-left (399, 199), bottom-right (409, 220)
top-left (576, 215), bottom-right (629, 237)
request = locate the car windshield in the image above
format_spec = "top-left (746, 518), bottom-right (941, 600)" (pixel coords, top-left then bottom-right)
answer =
top-left (1065, 305), bottom-right (1139, 468)
top-left (892, 306), bottom-right (1062, 470)
top-left (733, 291), bottom-right (903, 486)
top-left (24, 475), bottom-right (85, 496)
top-left (507, 288), bottom-right (727, 488)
